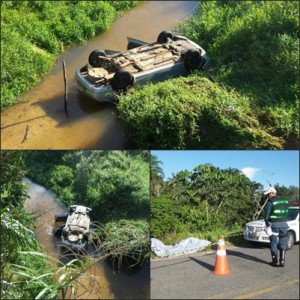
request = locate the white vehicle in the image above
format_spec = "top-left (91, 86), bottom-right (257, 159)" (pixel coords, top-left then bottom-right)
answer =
top-left (75, 30), bottom-right (207, 103)
top-left (54, 205), bottom-right (92, 252)
top-left (244, 204), bottom-right (299, 250)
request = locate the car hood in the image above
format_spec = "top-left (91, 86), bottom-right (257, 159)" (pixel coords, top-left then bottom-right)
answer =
top-left (245, 219), bottom-right (265, 227)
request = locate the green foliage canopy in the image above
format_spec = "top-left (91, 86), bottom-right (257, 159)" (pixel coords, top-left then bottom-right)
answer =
top-left (25, 150), bottom-right (150, 222)
top-left (151, 163), bottom-right (262, 239)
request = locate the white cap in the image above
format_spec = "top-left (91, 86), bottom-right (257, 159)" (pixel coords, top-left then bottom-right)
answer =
top-left (263, 186), bottom-right (277, 195)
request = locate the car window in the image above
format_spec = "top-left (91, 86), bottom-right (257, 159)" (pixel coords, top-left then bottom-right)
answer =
top-left (287, 208), bottom-right (299, 221)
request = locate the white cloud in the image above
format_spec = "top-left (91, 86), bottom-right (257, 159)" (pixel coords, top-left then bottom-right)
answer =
top-left (241, 167), bottom-right (261, 180)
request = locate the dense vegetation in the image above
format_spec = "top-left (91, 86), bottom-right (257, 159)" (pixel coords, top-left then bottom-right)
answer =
top-left (1, 152), bottom-right (52, 299)
top-left (1, 150), bottom-right (150, 299)
top-left (1, 0), bottom-right (140, 110)
top-left (150, 155), bottom-right (299, 245)
top-left (24, 150), bottom-right (150, 264)
top-left (24, 150), bottom-right (150, 221)
top-left (2, 1), bottom-right (298, 149)
top-left (119, 1), bottom-right (299, 149)
top-left (119, 75), bottom-right (283, 149)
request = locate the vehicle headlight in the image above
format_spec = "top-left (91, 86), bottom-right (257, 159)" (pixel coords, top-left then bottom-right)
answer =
top-left (245, 226), bottom-right (255, 232)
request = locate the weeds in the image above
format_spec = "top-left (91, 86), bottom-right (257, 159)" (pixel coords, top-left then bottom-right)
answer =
top-left (1, 1), bottom-right (140, 110)
top-left (119, 1), bottom-right (299, 149)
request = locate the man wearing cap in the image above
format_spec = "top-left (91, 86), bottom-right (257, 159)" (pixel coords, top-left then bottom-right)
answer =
top-left (264, 186), bottom-right (289, 267)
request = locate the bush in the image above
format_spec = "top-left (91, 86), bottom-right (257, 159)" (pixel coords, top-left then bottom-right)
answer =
top-left (1, 1), bottom-right (140, 110)
top-left (119, 74), bottom-right (283, 149)
top-left (100, 219), bottom-right (149, 267)
top-left (118, 0), bottom-right (299, 149)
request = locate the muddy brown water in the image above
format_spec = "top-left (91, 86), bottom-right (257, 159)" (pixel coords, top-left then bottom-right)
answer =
top-left (24, 179), bottom-right (150, 299)
top-left (1, 1), bottom-right (198, 150)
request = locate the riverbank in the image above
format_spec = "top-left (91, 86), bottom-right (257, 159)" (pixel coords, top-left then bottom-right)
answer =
top-left (24, 177), bottom-right (150, 299)
top-left (1, 1), bottom-right (140, 110)
top-left (118, 1), bottom-right (299, 149)
top-left (1, 1), bottom-right (198, 150)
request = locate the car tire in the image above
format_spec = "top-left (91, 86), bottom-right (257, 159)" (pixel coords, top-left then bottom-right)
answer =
top-left (184, 49), bottom-right (203, 72)
top-left (88, 50), bottom-right (106, 67)
top-left (111, 69), bottom-right (134, 92)
top-left (157, 30), bottom-right (173, 43)
top-left (286, 231), bottom-right (295, 250)
top-left (127, 41), bottom-right (140, 50)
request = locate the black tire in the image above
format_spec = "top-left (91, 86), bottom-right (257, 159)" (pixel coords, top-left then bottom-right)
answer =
top-left (53, 225), bottom-right (64, 238)
top-left (88, 49), bottom-right (106, 67)
top-left (286, 231), bottom-right (295, 250)
top-left (127, 41), bottom-right (140, 50)
top-left (157, 30), bottom-right (173, 43)
top-left (111, 69), bottom-right (134, 92)
top-left (184, 49), bottom-right (203, 72)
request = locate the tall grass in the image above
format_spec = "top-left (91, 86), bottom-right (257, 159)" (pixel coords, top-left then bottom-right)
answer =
top-left (1, 1), bottom-right (140, 110)
top-left (119, 0), bottom-right (299, 149)
top-left (1, 206), bottom-right (148, 299)
top-left (119, 74), bottom-right (283, 149)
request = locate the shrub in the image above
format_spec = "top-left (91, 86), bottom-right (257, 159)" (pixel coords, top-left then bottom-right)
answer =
top-left (119, 74), bottom-right (283, 149)
top-left (1, 1), bottom-right (140, 110)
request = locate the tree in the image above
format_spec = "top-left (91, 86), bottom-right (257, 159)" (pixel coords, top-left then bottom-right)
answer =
top-left (274, 184), bottom-right (299, 203)
top-left (0, 151), bottom-right (28, 207)
top-left (73, 151), bottom-right (150, 221)
top-left (152, 163), bottom-right (260, 238)
top-left (150, 154), bottom-right (164, 197)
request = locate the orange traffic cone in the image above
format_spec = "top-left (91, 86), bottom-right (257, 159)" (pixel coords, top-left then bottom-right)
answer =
top-left (213, 235), bottom-right (231, 275)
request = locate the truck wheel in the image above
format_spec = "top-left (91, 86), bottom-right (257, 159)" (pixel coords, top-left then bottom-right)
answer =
top-left (112, 69), bottom-right (134, 92)
top-left (157, 31), bottom-right (173, 43)
top-left (88, 50), bottom-right (106, 67)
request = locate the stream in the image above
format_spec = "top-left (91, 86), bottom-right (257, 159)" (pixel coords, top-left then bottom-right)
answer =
top-left (23, 178), bottom-right (150, 299)
top-left (1, 1), bottom-right (198, 150)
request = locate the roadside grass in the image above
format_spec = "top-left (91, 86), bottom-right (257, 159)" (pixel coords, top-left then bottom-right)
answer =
top-left (1, 1), bottom-right (140, 110)
top-left (119, 74), bottom-right (283, 149)
top-left (150, 225), bottom-right (246, 259)
top-left (119, 1), bottom-right (299, 149)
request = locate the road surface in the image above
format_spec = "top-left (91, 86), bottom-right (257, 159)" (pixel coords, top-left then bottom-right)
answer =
top-left (151, 243), bottom-right (299, 299)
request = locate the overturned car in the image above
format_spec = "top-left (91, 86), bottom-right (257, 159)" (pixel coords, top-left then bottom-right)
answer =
top-left (75, 30), bottom-right (207, 103)
top-left (53, 205), bottom-right (92, 252)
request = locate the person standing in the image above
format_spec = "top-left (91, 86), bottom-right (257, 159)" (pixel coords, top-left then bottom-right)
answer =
top-left (264, 186), bottom-right (289, 267)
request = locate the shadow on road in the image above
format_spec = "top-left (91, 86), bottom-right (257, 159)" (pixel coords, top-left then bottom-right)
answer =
top-left (189, 256), bottom-right (215, 271)
top-left (227, 249), bottom-right (269, 264)
top-left (151, 259), bottom-right (191, 270)
top-left (188, 248), bottom-right (269, 272)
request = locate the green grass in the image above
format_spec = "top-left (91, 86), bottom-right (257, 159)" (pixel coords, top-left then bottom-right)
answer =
top-left (151, 225), bottom-right (245, 258)
top-left (118, 1), bottom-right (299, 149)
top-left (119, 74), bottom-right (283, 149)
top-left (1, 1), bottom-right (140, 110)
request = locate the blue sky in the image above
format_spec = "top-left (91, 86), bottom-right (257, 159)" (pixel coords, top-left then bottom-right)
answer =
top-left (151, 150), bottom-right (299, 189)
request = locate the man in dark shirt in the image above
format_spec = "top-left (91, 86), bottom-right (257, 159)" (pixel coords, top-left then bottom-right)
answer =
top-left (264, 187), bottom-right (289, 267)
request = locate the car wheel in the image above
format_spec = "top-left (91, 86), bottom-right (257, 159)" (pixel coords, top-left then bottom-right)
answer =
top-left (286, 231), bottom-right (295, 250)
top-left (184, 49), bottom-right (203, 72)
top-left (127, 41), bottom-right (140, 50)
top-left (111, 69), bottom-right (134, 92)
top-left (88, 50), bottom-right (106, 67)
top-left (157, 30), bottom-right (173, 43)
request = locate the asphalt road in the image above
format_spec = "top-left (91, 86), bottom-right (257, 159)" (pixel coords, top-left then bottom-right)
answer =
top-left (151, 243), bottom-right (299, 299)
